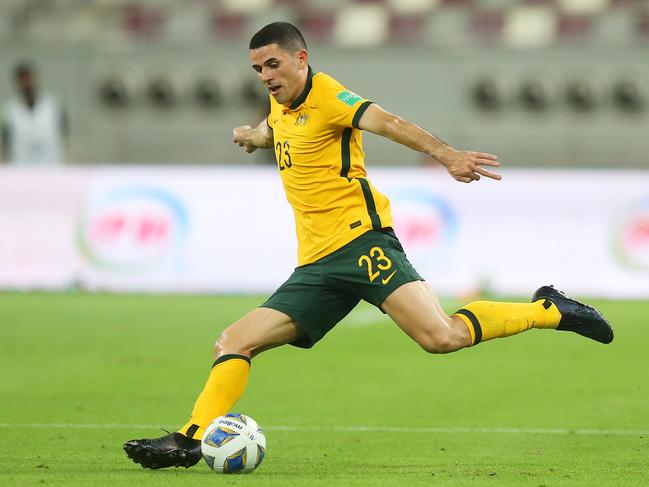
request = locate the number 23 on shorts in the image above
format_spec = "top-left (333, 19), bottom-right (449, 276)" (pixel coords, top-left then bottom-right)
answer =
top-left (358, 247), bottom-right (397, 285)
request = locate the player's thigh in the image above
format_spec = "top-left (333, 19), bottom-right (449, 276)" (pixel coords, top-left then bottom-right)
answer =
top-left (216, 307), bottom-right (301, 358)
top-left (381, 280), bottom-right (454, 344)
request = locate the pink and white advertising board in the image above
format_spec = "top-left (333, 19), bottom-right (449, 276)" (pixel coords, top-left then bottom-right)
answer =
top-left (0, 167), bottom-right (647, 298)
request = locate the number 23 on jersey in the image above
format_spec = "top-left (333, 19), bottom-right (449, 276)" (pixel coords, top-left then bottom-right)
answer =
top-left (275, 140), bottom-right (292, 170)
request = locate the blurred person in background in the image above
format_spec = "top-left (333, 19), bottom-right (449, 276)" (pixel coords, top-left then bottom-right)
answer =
top-left (1, 61), bottom-right (68, 165)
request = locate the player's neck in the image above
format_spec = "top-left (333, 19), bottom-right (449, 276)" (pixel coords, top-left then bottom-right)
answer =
top-left (284, 66), bottom-right (312, 110)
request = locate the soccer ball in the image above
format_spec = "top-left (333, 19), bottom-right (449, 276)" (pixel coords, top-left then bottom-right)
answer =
top-left (201, 413), bottom-right (266, 474)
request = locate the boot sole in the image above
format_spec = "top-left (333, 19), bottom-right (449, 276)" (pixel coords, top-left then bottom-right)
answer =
top-left (123, 442), bottom-right (201, 470)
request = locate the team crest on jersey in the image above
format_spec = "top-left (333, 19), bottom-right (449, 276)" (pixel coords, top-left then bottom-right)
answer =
top-left (295, 113), bottom-right (309, 126)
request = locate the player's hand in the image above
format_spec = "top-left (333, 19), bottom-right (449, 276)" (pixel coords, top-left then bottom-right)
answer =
top-left (439, 148), bottom-right (502, 183)
top-left (232, 125), bottom-right (258, 154)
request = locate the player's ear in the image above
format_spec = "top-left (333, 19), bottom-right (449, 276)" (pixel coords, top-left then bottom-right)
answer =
top-left (296, 49), bottom-right (308, 68)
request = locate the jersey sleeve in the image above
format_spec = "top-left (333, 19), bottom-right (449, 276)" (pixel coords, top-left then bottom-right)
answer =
top-left (266, 95), bottom-right (277, 129)
top-left (320, 76), bottom-right (374, 129)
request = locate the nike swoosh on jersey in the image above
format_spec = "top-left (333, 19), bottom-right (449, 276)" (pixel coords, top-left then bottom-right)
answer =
top-left (381, 270), bottom-right (397, 285)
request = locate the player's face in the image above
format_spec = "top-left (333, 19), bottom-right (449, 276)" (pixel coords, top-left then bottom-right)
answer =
top-left (250, 44), bottom-right (308, 106)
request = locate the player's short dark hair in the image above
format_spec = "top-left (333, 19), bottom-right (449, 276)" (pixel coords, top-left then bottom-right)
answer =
top-left (249, 22), bottom-right (307, 53)
top-left (13, 61), bottom-right (35, 79)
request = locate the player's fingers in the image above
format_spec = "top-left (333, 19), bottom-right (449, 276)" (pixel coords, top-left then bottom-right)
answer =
top-left (473, 152), bottom-right (499, 160)
top-left (232, 129), bottom-right (248, 141)
top-left (476, 158), bottom-right (501, 167)
top-left (456, 176), bottom-right (473, 183)
top-left (475, 167), bottom-right (502, 180)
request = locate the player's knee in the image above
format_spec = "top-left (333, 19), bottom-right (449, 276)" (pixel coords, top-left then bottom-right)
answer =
top-left (214, 327), bottom-right (251, 357)
top-left (417, 331), bottom-right (456, 354)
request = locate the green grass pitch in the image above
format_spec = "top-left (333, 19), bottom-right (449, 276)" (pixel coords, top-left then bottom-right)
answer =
top-left (1, 293), bottom-right (647, 486)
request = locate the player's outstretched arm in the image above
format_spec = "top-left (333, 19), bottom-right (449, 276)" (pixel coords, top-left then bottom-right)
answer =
top-left (358, 103), bottom-right (502, 183)
top-left (232, 118), bottom-right (274, 154)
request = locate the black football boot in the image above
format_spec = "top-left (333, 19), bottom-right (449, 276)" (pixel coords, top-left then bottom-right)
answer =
top-left (532, 285), bottom-right (614, 344)
top-left (123, 431), bottom-right (202, 469)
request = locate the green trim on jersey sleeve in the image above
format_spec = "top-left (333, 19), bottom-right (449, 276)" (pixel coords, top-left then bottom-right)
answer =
top-left (352, 101), bottom-right (374, 129)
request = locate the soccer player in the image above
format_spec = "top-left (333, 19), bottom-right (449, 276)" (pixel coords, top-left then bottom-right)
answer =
top-left (124, 22), bottom-right (613, 469)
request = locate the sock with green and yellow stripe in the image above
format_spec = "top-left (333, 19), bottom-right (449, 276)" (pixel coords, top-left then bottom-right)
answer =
top-left (178, 354), bottom-right (250, 440)
top-left (453, 299), bottom-right (562, 345)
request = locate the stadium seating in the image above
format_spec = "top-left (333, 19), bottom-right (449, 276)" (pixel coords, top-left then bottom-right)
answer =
top-left (1, 0), bottom-right (649, 46)
top-left (2, 0), bottom-right (646, 167)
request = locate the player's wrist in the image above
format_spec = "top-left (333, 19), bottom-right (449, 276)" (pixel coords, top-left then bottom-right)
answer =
top-left (429, 144), bottom-right (456, 166)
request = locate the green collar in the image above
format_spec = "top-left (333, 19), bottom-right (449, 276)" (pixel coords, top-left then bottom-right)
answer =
top-left (288, 66), bottom-right (314, 110)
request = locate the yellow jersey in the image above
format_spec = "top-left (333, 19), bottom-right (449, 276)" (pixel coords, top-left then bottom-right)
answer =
top-left (267, 67), bottom-right (394, 265)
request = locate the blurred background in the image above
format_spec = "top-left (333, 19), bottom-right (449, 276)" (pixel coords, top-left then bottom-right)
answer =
top-left (0, 0), bottom-right (648, 167)
top-left (0, 0), bottom-right (647, 297)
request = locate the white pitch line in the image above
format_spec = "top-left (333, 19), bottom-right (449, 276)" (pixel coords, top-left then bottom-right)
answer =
top-left (0, 423), bottom-right (646, 436)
